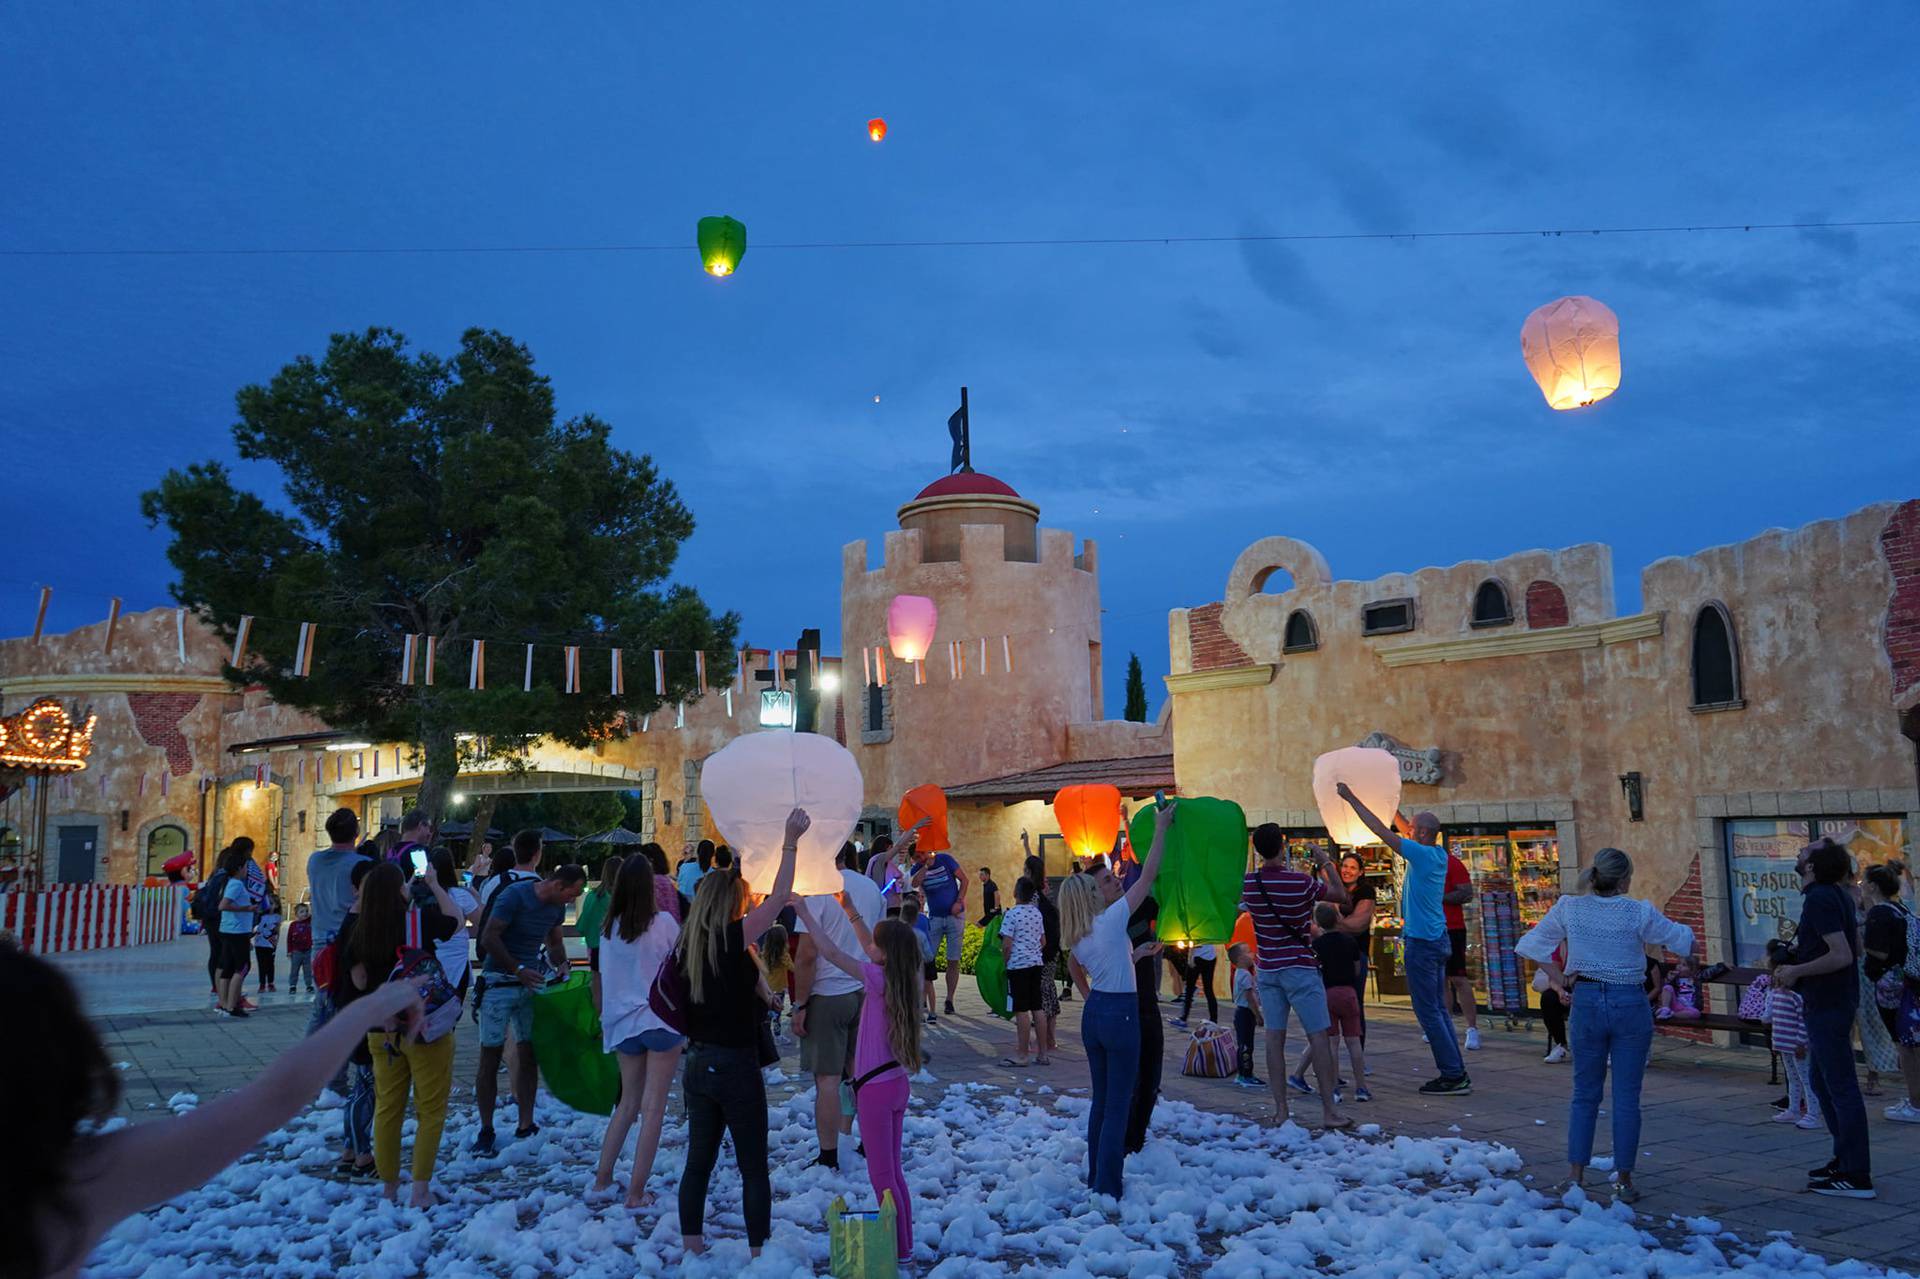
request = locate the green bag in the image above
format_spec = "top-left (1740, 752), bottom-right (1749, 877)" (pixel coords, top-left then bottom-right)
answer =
top-left (529, 971), bottom-right (620, 1116)
top-left (1129, 797), bottom-right (1248, 945)
top-left (827, 1191), bottom-right (899, 1279)
top-left (973, 912), bottom-right (1012, 1020)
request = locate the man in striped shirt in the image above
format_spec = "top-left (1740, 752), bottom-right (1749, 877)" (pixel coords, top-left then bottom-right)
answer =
top-left (1240, 823), bottom-right (1352, 1130)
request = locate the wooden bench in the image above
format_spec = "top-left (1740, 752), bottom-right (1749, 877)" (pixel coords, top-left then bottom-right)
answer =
top-left (1692, 964), bottom-right (1777, 1084)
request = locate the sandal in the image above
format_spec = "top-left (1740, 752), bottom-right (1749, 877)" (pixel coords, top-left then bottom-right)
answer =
top-left (1034, 1055), bottom-right (1052, 1066)
top-left (1000, 1057), bottom-right (1031, 1068)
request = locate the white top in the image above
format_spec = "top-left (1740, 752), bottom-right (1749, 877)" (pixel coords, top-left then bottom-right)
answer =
top-left (1072, 898), bottom-right (1137, 994)
top-left (600, 911), bottom-right (683, 1050)
top-left (1001, 903), bottom-right (1045, 969)
top-left (435, 887), bottom-right (480, 985)
top-left (479, 869), bottom-right (539, 911)
top-left (794, 869), bottom-right (886, 998)
top-left (1515, 893), bottom-right (1694, 987)
top-left (1194, 944), bottom-right (1217, 961)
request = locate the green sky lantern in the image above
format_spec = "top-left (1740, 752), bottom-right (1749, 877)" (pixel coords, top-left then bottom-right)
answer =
top-left (697, 215), bottom-right (746, 277)
top-left (1128, 796), bottom-right (1248, 944)
top-left (973, 912), bottom-right (1012, 1020)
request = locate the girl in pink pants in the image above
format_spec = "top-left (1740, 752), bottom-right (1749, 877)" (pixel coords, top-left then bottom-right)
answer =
top-left (792, 896), bottom-right (925, 1261)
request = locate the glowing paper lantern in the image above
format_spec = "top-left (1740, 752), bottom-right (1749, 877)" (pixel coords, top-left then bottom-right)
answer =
top-left (1053, 784), bottom-right (1122, 860)
top-left (1311, 747), bottom-right (1403, 849)
top-left (897, 783), bottom-right (950, 853)
top-left (697, 215), bottom-right (747, 278)
top-left (887, 594), bottom-right (938, 663)
top-left (1230, 911), bottom-right (1255, 953)
top-left (973, 912), bottom-right (1012, 1020)
top-left (867, 117), bottom-right (888, 142)
top-left (701, 730), bottom-right (862, 896)
top-left (1126, 797), bottom-right (1247, 944)
top-left (1520, 295), bottom-right (1621, 410)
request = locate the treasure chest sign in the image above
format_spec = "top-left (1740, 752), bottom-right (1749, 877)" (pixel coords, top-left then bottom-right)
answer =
top-left (1725, 820), bottom-right (1810, 966)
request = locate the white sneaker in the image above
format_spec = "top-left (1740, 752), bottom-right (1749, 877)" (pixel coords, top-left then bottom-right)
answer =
top-left (1795, 1113), bottom-right (1824, 1131)
top-left (1544, 1045), bottom-right (1568, 1064)
top-left (1886, 1101), bottom-right (1920, 1123)
top-left (1770, 1108), bottom-right (1803, 1125)
top-left (1465, 1028), bottom-right (1482, 1051)
top-left (1422, 1032), bottom-right (1429, 1043)
top-left (313, 1088), bottom-right (347, 1111)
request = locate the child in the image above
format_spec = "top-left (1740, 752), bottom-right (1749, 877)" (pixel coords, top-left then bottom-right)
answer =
top-left (1656, 956), bottom-right (1701, 1020)
top-left (1293, 904), bottom-right (1370, 1102)
top-left (901, 894), bottom-right (937, 1024)
top-left (760, 923), bottom-right (793, 1038)
top-left (1228, 943), bottom-right (1265, 1088)
top-left (253, 894), bottom-right (283, 994)
top-left (791, 895), bottom-right (925, 1264)
top-left (1000, 878), bottom-right (1049, 1067)
top-left (285, 902), bottom-right (314, 995)
top-left (1766, 940), bottom-right (1823, 1130)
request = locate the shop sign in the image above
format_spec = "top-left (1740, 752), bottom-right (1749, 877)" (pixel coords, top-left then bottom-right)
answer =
top-left (1357, 731), bottom-right (1444, 785)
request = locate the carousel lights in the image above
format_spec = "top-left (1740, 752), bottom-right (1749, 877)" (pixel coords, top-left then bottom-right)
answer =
top-left (0, 698), bottom-right (97, 772)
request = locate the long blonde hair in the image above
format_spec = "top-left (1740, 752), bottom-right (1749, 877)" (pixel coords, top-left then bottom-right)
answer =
top-left (871, 919), bottom-right (925, 1070)
top-left (681, 871), bottom-right (745, 1004)
top-left (1057, 873), bottom-right (1103, 953)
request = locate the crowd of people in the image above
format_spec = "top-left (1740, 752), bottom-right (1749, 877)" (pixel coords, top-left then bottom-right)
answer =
top-left (9, 786), bottom-right (1920, 1274)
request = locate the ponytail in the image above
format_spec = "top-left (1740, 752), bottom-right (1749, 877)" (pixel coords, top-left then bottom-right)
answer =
top-left (1579, 847), bottom-right (1633, 896)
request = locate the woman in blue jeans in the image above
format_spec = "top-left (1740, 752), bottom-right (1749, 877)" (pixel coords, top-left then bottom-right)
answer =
top-left (1058, 802), bottom-right (1174, 1200)
top-left (1515, 847), bottom-right (1694, 1203)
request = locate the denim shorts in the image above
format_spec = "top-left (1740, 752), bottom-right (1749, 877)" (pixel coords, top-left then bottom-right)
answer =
top-left (925, 911), bottom-right (964, 963)
top-left (616, 1028), bottom-right (686, 1055)
top-left (1257, 965), bottom-right (1331, 1036)
top-left (478, 982), bottom-right (534, 1048)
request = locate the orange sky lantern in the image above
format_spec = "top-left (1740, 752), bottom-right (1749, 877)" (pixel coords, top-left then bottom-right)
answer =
top-left (1052, 784), bottom-right (1122, 860)
top-left (867, 117), bottom-right (888, 142)
top-left (898, 783), bottom-right (950, 852)
top-left (1520, 294), bottom-right (1622, 410)
top-left (887, 594), bottom-right (937, 662)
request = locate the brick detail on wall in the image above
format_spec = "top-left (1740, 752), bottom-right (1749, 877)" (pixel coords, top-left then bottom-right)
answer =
top-left (126, 693), bottom-right (202, 776)
top-left (1882, 498), bottom-right (1920, 704)
top-left (1524, 580), bottom-right (1569, 630)
top-left (1187, 602), bottom-right (1252, 671)
top-left (1657, 853), bottom-right (1712, 1042)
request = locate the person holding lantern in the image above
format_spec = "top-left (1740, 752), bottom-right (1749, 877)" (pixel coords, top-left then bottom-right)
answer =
top-left (909, 837), bottom-right (970, 1016)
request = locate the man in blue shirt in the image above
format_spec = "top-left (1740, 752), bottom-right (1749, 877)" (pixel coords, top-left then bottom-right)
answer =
top-left (911, 842), bottom-right (970, 1017)
top-left (1336, 783), bottom-right (1470, 1095)
top-left (473, 864), bottom-right (586, 1153)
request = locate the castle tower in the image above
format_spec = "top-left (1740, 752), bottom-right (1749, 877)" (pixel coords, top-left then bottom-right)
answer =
top-left (841, 470), bottom-right (1103, 816)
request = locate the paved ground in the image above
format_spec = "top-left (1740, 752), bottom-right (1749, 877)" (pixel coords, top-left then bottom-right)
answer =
top-left (58, 941), bottom-right (1920, 1275)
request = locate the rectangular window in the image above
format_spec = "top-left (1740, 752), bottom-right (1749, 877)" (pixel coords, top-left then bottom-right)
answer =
top-left (866, 683), bottom-right (885, 733)
top-left (1362, 598), bottom-right (1416, 636)
top-left (1723, 816), bottom-right (1911, 965)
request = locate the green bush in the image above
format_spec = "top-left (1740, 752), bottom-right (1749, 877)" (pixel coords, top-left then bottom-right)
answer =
top-left (948, 923), bottom-right (985, 975)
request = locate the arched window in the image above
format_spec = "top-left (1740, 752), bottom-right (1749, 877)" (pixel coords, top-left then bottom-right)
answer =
top-left (1690, 603), bottom-right (1742, 709)
top-left (1470, 579), bottom-right (1513, 628)
top-left (144, 822), bottom-right (189, 879)
top-left (1283, 609), bottom-right (1319, 653)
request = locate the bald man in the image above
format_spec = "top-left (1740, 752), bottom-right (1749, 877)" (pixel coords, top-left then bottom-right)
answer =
top-left (1335, 785), bottom-right (1471, 1095)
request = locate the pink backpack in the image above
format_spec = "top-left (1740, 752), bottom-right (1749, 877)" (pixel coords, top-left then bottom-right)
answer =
top-left (1737, 972), bottom-right (1772, 1021)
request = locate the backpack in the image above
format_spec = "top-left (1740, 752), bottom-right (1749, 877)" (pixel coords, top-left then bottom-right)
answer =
top-left (191, 870), bottom-right (230, 927)
top-left (1902, 906), bottom-right (1920, 983)
top-left (646, 942), bottom-right (694, 1036)
top-left (468, 871), bottom-right (542, 1015)
top-left (388, 909), bottom-right (463, 1042)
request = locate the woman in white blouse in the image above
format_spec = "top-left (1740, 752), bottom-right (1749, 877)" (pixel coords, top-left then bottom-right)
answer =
top-left (592, 856), bottom-right (685, 1209)
top-left (1515, 847), bottom-right (1695, 1204)
top-left (1057, 801), bottom-right (1174, 1201)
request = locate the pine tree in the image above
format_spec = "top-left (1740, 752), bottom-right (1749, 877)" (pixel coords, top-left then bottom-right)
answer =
top-left (1123, 652), bottom-right (1149, 722)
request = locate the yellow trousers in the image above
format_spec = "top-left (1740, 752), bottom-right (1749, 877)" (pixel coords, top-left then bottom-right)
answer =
top-left (368, 1030), bottom-right (456, 1185)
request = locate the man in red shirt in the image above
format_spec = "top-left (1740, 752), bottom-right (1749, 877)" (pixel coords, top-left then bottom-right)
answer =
top-left (1240, 823), bottom-right (1352, 1130)
top-left (1443, 853), bottom-right (1480, 1051)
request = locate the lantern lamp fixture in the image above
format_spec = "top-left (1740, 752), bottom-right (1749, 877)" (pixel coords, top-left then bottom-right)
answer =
top-left (1618, 771), bottom-right (1644, 822)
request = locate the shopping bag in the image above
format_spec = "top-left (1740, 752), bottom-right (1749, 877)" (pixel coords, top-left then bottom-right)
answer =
top-left (529, 971), bottom-right (620, 1115)
top-left (827, 1191), bottom-right (899, 1279)
top-left (972, 912), bottom-right (1012, 1020)
top-left (1181, 1021), bottom-right (1236, 1078)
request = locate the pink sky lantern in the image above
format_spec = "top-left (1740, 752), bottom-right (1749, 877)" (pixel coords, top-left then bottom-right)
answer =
top-left (1520, 295), bottom-right (1622, 410)
top-left (887, 594), bottom-right (938, 663)
top-left (700, 730), bottom-right (864, 896)
top-left (1311, 746), bottom-right (1403, 848)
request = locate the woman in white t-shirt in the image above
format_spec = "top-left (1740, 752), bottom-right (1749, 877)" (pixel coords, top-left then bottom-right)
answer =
top-left (1056, 802), bottom-right (1174, 1200)
top-left (593, 855), bottom-right (685, 1209)
top-left (426, 849), bottom-right (479, 996)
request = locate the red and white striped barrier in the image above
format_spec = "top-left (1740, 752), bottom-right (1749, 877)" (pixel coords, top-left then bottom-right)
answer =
top-left (0, 884), bottom-right (185, 954)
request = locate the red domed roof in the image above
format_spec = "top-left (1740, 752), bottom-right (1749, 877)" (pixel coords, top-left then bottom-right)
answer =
top-left (912, 472), bottom-right (1022, 501)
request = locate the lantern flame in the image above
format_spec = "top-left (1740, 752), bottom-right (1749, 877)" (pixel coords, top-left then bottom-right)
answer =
top-left (868, 117), bottom-right (887, 142)
top-left (1520, 295), bottom-right (1621, 411)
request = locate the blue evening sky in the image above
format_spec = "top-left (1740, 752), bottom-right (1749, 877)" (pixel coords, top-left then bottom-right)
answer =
top-left (4, 6), bottom-right (1917, 719)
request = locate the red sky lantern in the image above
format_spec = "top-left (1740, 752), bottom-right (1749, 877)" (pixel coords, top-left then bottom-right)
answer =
top-left (1053, 784), bottom-right (1122, 860)
top-left (868, 117), bottom-right (888, 142)
top-left (887, 594), bottom-right (937, 662)
top-left (898, 783), bottom-right (950, 852)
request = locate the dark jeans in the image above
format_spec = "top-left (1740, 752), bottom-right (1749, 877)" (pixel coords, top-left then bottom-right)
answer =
top-left (1126, 988), bottom-right (1163, 1154)
top-left (1181, 956), bottom-right (1219, 1023)
top-left (255, 947), bottom-right (276, 988)
top-left (1234, 1006), bottom-right (1257, 1077)
top-left (679, 1043), bottom-right (771, 1245)
top-left (1540, 988), bottom-right (1569, 1049)
top-left (206, 930), bottom-right (220, 990)
top-left (1404, 935), bottom-right (1465, 1079)
top-left (1082, 991), bottom-right (1139, 1198)
top-left (1805, 1002), bottom-right (1871, 1178)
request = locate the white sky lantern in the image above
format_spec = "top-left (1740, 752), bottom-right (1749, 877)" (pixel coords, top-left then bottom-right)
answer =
top-left (1311, 747), bottom-right (1403, 849)
top-left (887, 594), bottom-right (938, 663)
top-left (701, 730), bottom-right (863, 896)
top-left (1520, 295), bottom-right (1622, 410)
